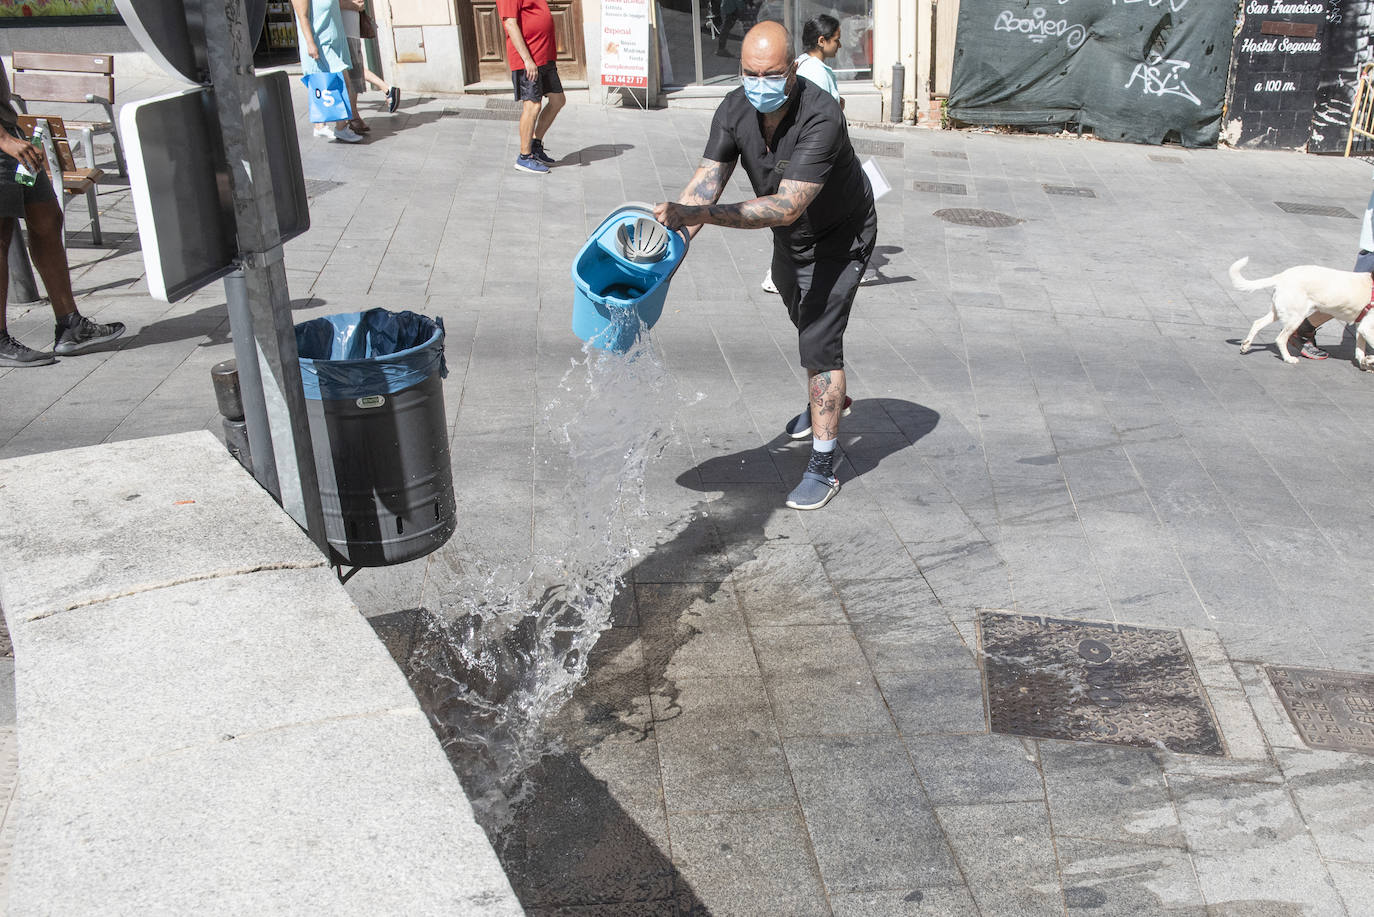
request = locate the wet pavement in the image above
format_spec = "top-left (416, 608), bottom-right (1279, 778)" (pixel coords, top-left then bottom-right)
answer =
top-left (4, 59), bottom-right (1374, 915)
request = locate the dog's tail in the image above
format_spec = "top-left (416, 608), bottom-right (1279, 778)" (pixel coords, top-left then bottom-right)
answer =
top-left (1229, 257), bottom-right (1280, 292)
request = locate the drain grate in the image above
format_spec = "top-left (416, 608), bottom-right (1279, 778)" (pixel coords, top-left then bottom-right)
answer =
top-left (852, 138), bottom-right (905, 158)
top-left (934, 208), bottom-right (1022, 227)
top-left (932, 150), bottom-right (968, 159)
top-left (1266, 666), bottom-right (1374, 754)
top-left (446, 108), bottom-right (521, 122)
top-left (1274, 201), bottom-right (1358, 218)
top-left (979, 612), bottom-right (1225, 756)
top-left (913, 180), bottom-right (968, 195)
top-left (303, 179), bottom-right (344, 199)
top-left (1149, 154), bottom-right (1184, 163)
top-left (485, 97), bottom-right (522, 110)
top-left (1043, 184), bottom-right (1097, 198)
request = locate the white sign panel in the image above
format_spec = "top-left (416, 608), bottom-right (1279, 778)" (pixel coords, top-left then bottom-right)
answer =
top-left (601, 0), bottom-right (650, 89)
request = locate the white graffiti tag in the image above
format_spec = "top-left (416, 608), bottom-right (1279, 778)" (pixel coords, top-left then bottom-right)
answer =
top-left (1114, 0), bottom-right (1190, 11)
top-left (1124, 53), bottom-right (1202, 105)
top-left (994, 8), bottom-right (1088, 49)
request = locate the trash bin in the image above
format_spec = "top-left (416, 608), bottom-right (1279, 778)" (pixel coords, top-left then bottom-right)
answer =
top-left (571, 202), bottom-right (689, 353)
top-left (295, 308), bottom-right (456, 568)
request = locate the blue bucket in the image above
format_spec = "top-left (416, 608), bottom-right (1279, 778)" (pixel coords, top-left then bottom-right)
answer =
top-left (571, 203), bottom-right (689, 353)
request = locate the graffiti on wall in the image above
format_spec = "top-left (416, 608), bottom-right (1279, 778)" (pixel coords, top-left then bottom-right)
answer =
top-left (1307, 0), bottom-right (1374, 152)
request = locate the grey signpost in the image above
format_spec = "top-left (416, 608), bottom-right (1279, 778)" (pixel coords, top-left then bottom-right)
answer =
top-left (116, 0), bottom-right (327, 553)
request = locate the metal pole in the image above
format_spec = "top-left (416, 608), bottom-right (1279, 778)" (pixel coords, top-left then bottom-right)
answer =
top-left (890, 62), bottom-right (905, 123)
top-left (224, 268), bottom-right (281, 501)
top-left (6, 227), bottom-right (42, 307)
top-left (198, 0), bottom-right (328, 552)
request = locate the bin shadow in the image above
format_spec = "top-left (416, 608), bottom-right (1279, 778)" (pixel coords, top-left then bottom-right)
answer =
top-left (374, 397), bottom-right (938, 913)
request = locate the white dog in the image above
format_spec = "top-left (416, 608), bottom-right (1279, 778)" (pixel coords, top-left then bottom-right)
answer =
top-left (1231, 257), bottom-right (1374, 368)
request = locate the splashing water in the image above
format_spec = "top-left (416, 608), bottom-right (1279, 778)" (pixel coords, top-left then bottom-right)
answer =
top-left (406, 334), bottom-right (684, 829)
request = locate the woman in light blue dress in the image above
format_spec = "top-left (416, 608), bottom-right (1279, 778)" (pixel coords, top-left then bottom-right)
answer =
top-left (291, 0), bottom-right (363, 142)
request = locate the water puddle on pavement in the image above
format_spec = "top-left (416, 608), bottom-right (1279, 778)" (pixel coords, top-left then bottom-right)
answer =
top-left (406, 336), bottom-right (686, 829)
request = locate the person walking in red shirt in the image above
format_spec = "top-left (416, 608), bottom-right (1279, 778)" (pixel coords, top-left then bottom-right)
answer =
top-left (499, 0), bottom-right (565, 173)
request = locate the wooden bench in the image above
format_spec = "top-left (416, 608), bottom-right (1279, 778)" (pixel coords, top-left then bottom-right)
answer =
top-left (17, 114), bottom-right (104, 246)
top-left (9, 51), bottom-right (127, 177)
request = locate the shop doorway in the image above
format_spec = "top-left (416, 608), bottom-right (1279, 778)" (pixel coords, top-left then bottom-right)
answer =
top-left (465, 0), bottom-right (587, 85)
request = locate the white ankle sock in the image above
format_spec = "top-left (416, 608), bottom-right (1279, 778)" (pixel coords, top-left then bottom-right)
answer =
top-left (813, 436), bottom-right (837, 453)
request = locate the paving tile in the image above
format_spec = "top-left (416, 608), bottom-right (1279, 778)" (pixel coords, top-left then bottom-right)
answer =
top-left (905, 733), bottom-right (1043, 806)
top-left (667, 808), bottom-right (829, 917)
top-left (635, 582), bottom-right (758, 682)
top-left (935, 801), bottom-right (1063, 917)
top-left (1273, 745), bottom-right (1374, 865)
top-left (752, 625), bottom-right (893, 737)
top-left (877, 665), bottom-right (988, 737)
top-left (785, 735), bottom-right (961, 893)
top-left (1055, 836), bottom-right (1207, 916)
top-left (729, 544), bottom-right (847, 627)
top-left (1040, 741), bottom-right (1185, 848)
top-left (828, 886), bottom-right (979, 916)
top-left (649, 675), bottom-right (792, 814)
top-left (1167, 775), bottom-right (1347, 914)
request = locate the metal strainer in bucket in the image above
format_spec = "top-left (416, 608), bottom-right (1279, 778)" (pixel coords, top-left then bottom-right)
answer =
top-left (615, 216), bottom-right (672, 264)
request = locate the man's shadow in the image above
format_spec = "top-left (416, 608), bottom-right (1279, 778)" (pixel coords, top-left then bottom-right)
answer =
top-left (862, 244), bottom-right (916, 286)
top-left (557, 143), bottom-right (636, 167)
top-left (380, 398), bottom-right (938, 912)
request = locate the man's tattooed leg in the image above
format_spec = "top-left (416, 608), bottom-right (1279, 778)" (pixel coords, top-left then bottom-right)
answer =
top-left (807, 368), bottom-right (847, 441)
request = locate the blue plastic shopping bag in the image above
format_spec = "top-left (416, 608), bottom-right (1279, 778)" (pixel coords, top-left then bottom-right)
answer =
top-left (302, 72), bottom-right (353, 123)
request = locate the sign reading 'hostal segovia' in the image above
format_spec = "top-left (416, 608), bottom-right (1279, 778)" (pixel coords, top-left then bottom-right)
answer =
top-left (1226, 0), bottom-right (1330, 148)
top-left (947, 0), bottom-right (1239, 147)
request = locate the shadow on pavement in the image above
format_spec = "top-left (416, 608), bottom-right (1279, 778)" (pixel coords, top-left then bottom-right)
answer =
top-left (561, 143), bottom-right (636, 166)
top-left (375, 398), bottom-right (937, 913)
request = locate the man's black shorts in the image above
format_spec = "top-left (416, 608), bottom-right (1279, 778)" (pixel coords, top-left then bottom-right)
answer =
top-left (771, 209), bottom-right (877, 371)
top-left (512, 62), bottom-right (563, 102)
top-left (0, 124), bottom-right (57, 220)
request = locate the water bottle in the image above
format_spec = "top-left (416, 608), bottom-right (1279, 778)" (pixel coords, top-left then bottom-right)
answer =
top-left (13, 120), bottom-right (46, 187)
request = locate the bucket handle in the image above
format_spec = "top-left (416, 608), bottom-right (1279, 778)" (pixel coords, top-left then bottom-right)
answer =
top-left (593, 201), bottom-right (692, 257)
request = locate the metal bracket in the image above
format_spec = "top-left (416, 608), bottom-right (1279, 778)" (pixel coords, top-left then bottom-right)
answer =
top-left (237, 245), bottom-right (285, 271)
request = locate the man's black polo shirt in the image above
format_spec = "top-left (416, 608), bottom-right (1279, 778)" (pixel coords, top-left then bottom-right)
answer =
top-left (703, 77), bottom-right (874, 263)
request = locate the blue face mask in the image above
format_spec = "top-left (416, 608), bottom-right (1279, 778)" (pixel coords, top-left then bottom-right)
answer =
top-left (741, 72), bottom-right (790, 113)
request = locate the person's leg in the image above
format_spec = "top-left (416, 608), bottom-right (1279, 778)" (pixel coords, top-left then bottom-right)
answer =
top-left (363, 66), bottom-right (390, 93)
top-left (806, 367), bottom-right (847, 440)
top-left (533, 92), bottom-right (565, 144)
top-left (25, 197), bottom-right (125, 354)
top-left (0, 215), bottom-right (12, 333)
top-left (519, 100), bottom-right (540, 155)
top-left (22, 199), bottom-right (76, 322)
top-left (0, 214), bottom-right (56, 367)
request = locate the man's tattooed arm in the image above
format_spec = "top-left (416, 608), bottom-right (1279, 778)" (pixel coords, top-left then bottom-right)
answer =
top-left (695, 179), bottom-right (823, 229)
top-left (679, 158), bottom-right (736, 206)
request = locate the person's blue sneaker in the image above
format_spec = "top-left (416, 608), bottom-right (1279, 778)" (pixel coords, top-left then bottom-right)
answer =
top-left (786, 470), bottom-right (840, 510)
top-left (530, 138), bottom-right (556, 165)
top-left (784, 395), bottom-right (852, 440)
top-left (514, 152), bottom-right (549, 174)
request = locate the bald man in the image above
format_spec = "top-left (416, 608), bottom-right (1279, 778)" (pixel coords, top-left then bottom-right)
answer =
top-left (655, 21), bottom-right (876, 511)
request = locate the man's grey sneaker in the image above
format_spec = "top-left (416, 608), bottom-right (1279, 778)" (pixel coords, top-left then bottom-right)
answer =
top-left (0, 332), bottom-right (55, 367)
top-left (1295, 336), bottom-right (1328, 360)
top-left (515, 152), bottom-right (550, 174)
top-left (786, 470), bottom-right (840, 510)
top-left (530, 138), bottom-right (556, 165)
top-left (54, 315), bottom-right (125, 355)
top-left (785, 395), bottom-right (853, 440)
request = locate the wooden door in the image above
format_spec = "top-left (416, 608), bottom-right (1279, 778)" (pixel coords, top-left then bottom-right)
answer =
top-left (470, 0), bottom-right (586, 84)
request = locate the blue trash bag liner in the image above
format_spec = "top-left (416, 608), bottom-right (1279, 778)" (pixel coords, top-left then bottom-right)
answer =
top-left (295, 308), bottom-right (448, 401)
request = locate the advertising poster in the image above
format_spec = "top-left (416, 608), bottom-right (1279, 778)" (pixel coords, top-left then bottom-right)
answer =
top-left (0, 0), bottom-right (119, 16)
top-left (601, 0), bottom-right (650, 89)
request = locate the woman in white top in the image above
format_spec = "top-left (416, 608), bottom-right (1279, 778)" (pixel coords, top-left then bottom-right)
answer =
top-left (796, 14), bottom-right (843, 110)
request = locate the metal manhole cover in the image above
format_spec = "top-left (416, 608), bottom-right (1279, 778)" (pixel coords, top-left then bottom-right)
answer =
top-left (1149, 154), bottom-right (1183, 163)
top-left (851, 138), bottom-right (904, 158)
top-left (446, 108), bottom-right (521, 122)
top-left (979, 612), bottom-right (1225, 756)
top-left (932, 150), bottom-right (968, 159)
top-left (913, 181), bottom-right (967, 195)
top-left (485, 97), bottom-right (522, 110)
top-left (1043, 184), bottom-right (1097, 198)
top-left (934, 208), bottom-right (1022, 227)
top-left (1266, 666), bottom-right (1374, 754)
top-left (1274, 201), bottom-right (1357, 218)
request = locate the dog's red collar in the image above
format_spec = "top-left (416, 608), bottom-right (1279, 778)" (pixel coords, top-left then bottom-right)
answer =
top-left (1362, 278), bottom-right (1374, 325)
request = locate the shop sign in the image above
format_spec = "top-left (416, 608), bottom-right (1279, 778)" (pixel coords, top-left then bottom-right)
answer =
top-left (601, 0), bottom-right (650, 89)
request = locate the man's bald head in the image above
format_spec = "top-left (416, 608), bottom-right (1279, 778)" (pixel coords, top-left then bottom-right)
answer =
top-left (740, 21), bottom-right (793, 75)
